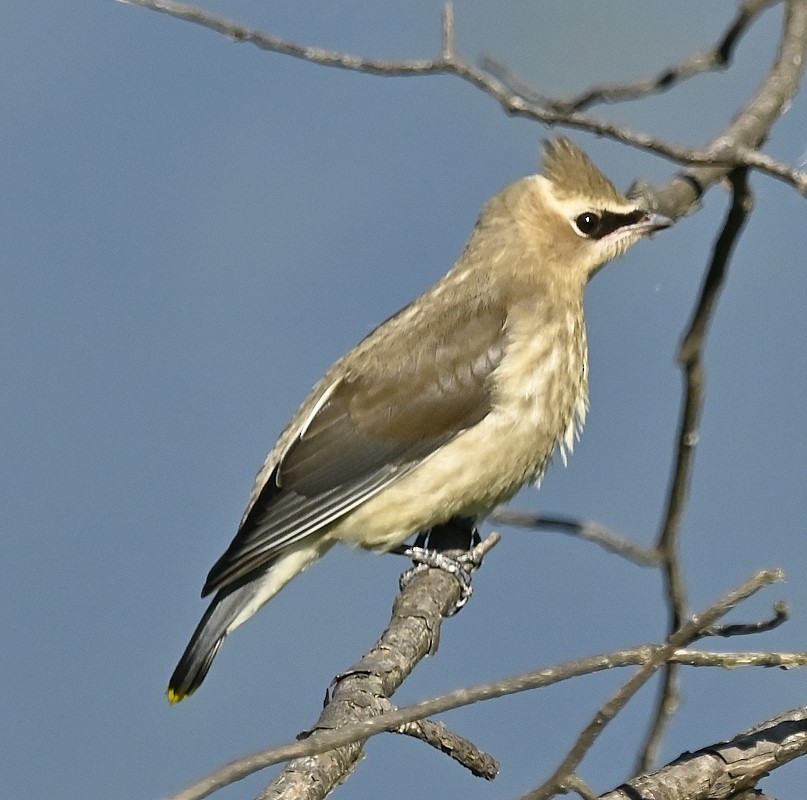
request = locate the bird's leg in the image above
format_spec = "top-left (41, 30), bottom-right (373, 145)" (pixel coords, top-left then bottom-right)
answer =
top-left (414, 516), bottom-right (482, 551)
top-left (392, 516), bottom-right (481, 614)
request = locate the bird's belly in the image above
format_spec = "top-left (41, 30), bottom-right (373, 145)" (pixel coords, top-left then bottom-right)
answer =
top-left (328, 407), bottom-right (561, 551)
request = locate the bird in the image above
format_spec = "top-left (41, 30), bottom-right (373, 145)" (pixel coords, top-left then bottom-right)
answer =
top-left (167, 137), bottom-right (671, 703)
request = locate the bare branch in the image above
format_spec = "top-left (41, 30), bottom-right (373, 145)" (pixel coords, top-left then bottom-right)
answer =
top-left (440, 2), bottom-right (455, 61)
top-left (116, 0), bottom-right (443, 73)
top-left (258, 533), bottom-right (499, 800)
top-left (601, 707), bottom-right (807, 799)
top-left (166, 568), bottom-right (790, 800)
top-left (484, 0), bottom-right (779, 112)
top-left (638, 166), bottom-right (755, 772)
top-left (396, 716), bottom-right (499, 780)
top-left (687, 0), bottom-right (807, 180)
top-left (672, 649), bottom-right (807, 668)
top-left (167, 535), bottom-right (498, 800)
top-left (490, 507), bottom-right (660, 567)
top-left (564, 773), bottom-right (599, 800)
top-left (701, 600), bottom-right (789, 639)
top-left (118, 0), bottom-right (807, 196)
top-left (680, 170), bottom-right (754, 365)
top-left (521, 570), bottom-right (782, 800)
top-left (165, 650), bottom-right (647, 800)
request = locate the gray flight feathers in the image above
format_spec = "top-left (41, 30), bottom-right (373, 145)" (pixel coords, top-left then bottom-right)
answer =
top-left (168, 574), bottom-right (258, 700)
top-left (203, 301), bottom-right (509, 595)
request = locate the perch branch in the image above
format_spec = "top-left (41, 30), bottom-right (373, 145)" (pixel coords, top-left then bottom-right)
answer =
top-left (166, 571), bottom-right (784, 800)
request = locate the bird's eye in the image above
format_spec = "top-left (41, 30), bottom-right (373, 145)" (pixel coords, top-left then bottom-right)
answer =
top-left (574, 212), bottom-right (601, 237)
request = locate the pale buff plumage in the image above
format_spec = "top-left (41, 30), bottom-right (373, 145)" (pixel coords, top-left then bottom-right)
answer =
top-left (167, 138), bottom-right (671, 702)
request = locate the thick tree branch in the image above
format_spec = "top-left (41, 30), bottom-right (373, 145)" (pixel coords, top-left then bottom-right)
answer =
top-left (256, 533), bottom-right (499, 800)
top-left (601, 707), bottom-right (807, 799)
top-left (167, 535), bottom-right (499, 800)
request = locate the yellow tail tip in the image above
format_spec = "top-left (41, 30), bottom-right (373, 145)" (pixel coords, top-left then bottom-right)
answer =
top-left (166, 686), bottom-right (189, 704)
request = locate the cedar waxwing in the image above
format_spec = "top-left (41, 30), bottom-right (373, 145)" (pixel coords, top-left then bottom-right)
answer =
top-left (167, 137), bottom-right (672, 702)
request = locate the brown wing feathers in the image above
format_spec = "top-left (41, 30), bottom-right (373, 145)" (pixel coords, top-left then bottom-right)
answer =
top-left (202, 304), bottom-right (508, 596)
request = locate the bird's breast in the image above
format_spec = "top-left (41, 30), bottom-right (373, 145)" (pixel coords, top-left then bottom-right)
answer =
top-left (330, 303), bottom-right (589, 550)
top-left (493, 302), bottom-right (589, 465)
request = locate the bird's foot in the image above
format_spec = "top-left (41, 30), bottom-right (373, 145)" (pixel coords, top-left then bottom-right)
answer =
top-left (394, 516), bottom-right (482, 615)
top-left (398, 547), bottom-right (479, 612)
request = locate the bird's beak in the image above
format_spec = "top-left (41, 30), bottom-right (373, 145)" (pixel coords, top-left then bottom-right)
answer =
top-left (601, 210), bottom-right (673, 248)
top-left (636, 211), bottom-right (673, 235)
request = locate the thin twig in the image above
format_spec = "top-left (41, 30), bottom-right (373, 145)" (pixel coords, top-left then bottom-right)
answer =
top-left (521, 570), bottom-right (782, 800)
top-left (485, 0), bottom-right (779, 112)
top-left (701, 599), bottom-right (789, 639)
top-left (441, 2), bottom-right (455, 60)
top-left (490, 507), bottom-right (660, 567)
top-left (117, 0), bottom-right (807, 196)
top-left (671, 649), bottom-right (807, 668)
top-left (637, 167), bottom-right (755, 773)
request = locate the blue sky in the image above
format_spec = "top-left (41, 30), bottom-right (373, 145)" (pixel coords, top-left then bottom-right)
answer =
top-left (3, 3), bottom-right (807, 799)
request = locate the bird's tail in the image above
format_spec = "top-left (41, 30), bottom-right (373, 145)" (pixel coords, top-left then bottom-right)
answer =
top-left (166, 541), bottom-right (328, 703)
top-left (167, 579), bottom-right (252, 703)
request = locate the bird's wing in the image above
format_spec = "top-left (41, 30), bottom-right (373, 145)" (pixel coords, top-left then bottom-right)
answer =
top-left (203, 301), bottom-right (508, 596)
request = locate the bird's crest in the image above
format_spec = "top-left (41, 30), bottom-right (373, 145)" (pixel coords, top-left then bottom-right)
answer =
top-left (542, 137), bottom-right (625, 205)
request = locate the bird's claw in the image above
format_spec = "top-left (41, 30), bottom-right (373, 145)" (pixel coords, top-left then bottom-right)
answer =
top-left (398, 546), bottom-right (477, 614)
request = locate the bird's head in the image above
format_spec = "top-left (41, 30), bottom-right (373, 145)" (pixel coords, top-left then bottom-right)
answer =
top-left (475, 137), bottom-right (672, 290)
